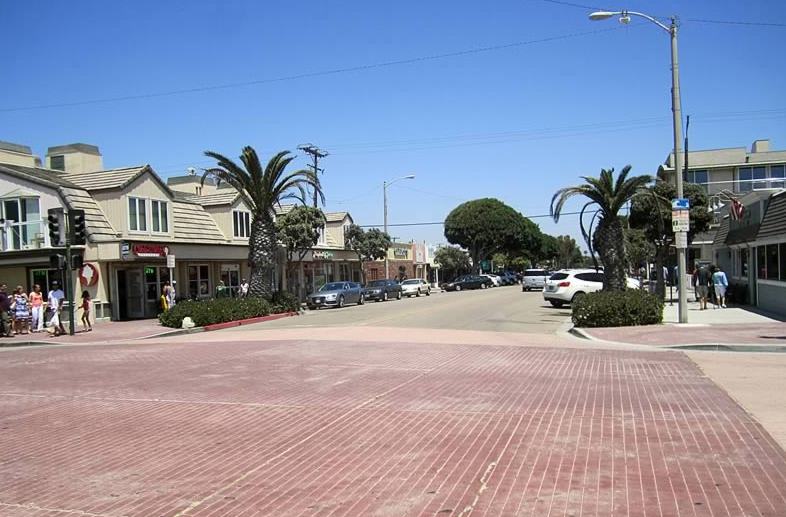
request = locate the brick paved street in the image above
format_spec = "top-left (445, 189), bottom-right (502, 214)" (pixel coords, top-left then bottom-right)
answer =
top-left (2, 337), bottom-right (786, 516)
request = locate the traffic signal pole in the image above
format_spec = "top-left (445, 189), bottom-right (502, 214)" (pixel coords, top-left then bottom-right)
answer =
top-left (65, 236), bottom-right (75, 336)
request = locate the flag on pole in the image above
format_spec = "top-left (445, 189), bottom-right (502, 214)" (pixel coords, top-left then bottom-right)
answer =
top-left (730, 199), bottom-right (745, 221)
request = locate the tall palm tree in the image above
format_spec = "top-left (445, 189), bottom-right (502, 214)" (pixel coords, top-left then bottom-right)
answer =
top-left (550, 166), bottom-right (651, 291)
top-left (202, 146), bottom-right (323, 298)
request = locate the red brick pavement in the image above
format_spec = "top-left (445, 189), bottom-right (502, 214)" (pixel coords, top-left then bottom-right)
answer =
top-left (1, 338), bottom-right (785, 516)
top-left (582, 322), bottom-right (786, 347)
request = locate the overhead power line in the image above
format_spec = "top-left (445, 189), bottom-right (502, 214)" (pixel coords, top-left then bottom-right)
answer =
top-left (359, 209), bottom-right (598, 228)
top-left (0, 26), bottom-right (629, 113)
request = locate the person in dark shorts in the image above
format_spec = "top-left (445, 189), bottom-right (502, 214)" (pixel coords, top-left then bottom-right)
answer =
top-left (695, 265), bottom-right (713, 310)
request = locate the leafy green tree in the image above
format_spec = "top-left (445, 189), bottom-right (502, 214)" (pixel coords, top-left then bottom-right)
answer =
top-left (433, 246), bottom-right (471, 281)
top-left (537, 234), bottom-right (559, 268)
top-left (554, 235), bottom-right (583, 269)
top-left (629, 180), bottom-right (711, 295)
top-left (551, 166), bottom-right (651, 291)
top-left (275, 205), bottom-right (326, 296)
top-left (203, 146), bottom-right (322, 298)
top-left (444, 198), bottom-right (541, 273)
top-left (624, 226), bottom-right (655, 282)
top-left (344, 224), bottom-right (391, 284)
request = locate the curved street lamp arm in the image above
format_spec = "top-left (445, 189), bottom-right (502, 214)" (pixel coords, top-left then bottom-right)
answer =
top-left (624, 10), bottom-right (672, 33)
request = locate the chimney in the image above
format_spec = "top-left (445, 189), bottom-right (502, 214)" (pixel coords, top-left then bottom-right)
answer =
top-left (45, 143), bottom-right (103, 173)
top-left (0, 140), bottom-right (40, 167)
top-left (751, 140), bottom-right (770, 153)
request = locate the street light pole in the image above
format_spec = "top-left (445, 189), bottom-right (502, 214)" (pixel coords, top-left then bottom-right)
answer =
top-left (382, 175), bottom-right (415, 278)
top-left (590, 10), bottom-right (688, 323)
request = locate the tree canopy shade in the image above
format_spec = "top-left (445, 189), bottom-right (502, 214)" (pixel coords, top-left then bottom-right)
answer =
top-left (275, 206), bottom-right (326, 263)
top-left (550, 166), bottom-right (651, 291)
top-left (554, 235), bottom-right (584, 269)
top-left (344, 224), bottom-right (391, 283)
top-left (433, 246), bottom-right (471, 281)
top-left (202, 146), bottom-right (322, 298)
top-left (443, 198), bottom-right (541, 273)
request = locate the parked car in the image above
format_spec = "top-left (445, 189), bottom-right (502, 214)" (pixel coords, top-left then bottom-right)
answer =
top-left (522, 269), bottom-right (551, 291)
top-left (443, 275), bottom-right (493, 291)
top-left (543, 269), bottom-right (640, 307)
top-left (480, 274), bottom-right (502, 287)
top-left (400, 278), bottom-right (431, 297)
top-left (363, 279), bottom-right (403, 301)
top-left (495, 271), bottom-right (518, 285)
top-left (307, 281), bottom-right (364, 309)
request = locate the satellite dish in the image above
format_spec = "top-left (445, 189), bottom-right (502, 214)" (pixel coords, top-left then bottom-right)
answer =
top-left (187, 167), bottom-right (196, 176)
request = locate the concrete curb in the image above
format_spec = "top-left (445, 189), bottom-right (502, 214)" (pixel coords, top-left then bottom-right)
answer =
top-left (202, 311), bottom-right (299, 332)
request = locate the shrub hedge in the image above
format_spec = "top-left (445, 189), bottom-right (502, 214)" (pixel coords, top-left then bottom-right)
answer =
top-left (159, 296), bottom-right (290, 328)
top-left (571, 289), bottom-right (663, 328)
top-left (269, 291), bottom-right (302, 313)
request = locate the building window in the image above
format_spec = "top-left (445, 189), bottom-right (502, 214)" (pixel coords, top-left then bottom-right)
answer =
top-left (151, 200), bottom-right (168, 233)
top-left (128, 197), bottom-right (147, 232)
top-left (740, 248), bottom-right (748, 278)
top-left (233, 210), bottom-right (251, 238)
top-left (188, 264), bottom-right (210, 299)
top-left (317, 225), bottom-right (326, 245)
top-left (771, 165), bottom-right (786, 189)
top-left (1, 197), bottom-right (42, 251)
top-left (50, 155), bottom-right (65, 171)
top-left (220, 264), bottom-right (241, 297)
top-left (738, 166), bottom-right (781, 192)
top-left (683, 169), bottom-right (709, 191)
top-left (30, 268), bottom-right (62, 294)
top-left (766, 244), bottom-right (779, 281)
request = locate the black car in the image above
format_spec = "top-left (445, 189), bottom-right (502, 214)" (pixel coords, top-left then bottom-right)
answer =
top-left (442, 275), bottom-right (493, 291)
top-left (363, 279), bottom-right (403, 301)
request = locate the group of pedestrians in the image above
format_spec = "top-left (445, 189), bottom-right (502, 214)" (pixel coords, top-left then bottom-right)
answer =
top-left (692, 264), bottom-right (729, 310)
top-left (0, 282), bottom-right (93, 337)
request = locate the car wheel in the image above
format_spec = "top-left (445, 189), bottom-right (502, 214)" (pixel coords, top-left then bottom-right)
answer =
top-left (549, 300), bottom-right (563, 308)
top-left (571, 292), bottom-right (586, 304)
top-left (358, 294), bottom-right (365, 305)
top-left (416, 289), bottom-right (421, 297)
top-left (337, 295), bottom-right (345, 308)
top-left (383, 291), bottom-right (388, 302)
top-left (481, 283), bottom-right (487, 289)
top-left (456, 285), bottom-right (462, 291)
top-left (396, 291), bottom-right (402, 300)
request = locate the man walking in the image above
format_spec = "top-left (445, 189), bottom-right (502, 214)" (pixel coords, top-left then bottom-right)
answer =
top-left (712, 265), bottom-right (729, 308)
top-left (695, 265), bottom-right (713, 310)
top-left (47, 281), bottom-right (66, 336)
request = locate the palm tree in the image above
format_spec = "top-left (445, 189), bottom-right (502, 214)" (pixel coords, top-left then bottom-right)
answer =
top-left (202, 146), bottom-right (323, 298)
top-left (550, 166), bottom-right (651, 291)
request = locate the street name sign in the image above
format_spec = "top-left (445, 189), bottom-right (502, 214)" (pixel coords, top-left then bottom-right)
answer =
top-left (672, 198), bottom-right (690, 210)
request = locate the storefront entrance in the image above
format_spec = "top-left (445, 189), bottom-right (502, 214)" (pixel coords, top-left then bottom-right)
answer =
top-left (116, 265), bottom-right (169, 319)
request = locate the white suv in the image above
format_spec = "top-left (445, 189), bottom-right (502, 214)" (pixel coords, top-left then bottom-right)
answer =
top-left (543, 269), bottom-right (639, 307)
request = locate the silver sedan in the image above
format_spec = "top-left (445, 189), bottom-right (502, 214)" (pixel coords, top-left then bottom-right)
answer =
top-left (307, 282), bottom-right (364, 309)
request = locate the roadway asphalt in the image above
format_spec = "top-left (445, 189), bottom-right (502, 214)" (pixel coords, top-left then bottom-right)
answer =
top-left (241, 284), bottom-right (574, 334)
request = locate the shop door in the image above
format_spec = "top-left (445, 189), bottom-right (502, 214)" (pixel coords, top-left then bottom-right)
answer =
top-left (119, 269), bottom-right (145, 319)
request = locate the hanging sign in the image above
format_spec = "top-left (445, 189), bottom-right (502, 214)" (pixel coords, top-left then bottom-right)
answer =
top-left (313, 250), bottom-right (334, 260)
top-left (78, 263), bottom-right (99, 286)
top-left (132, 243), bottom-right (169, 257)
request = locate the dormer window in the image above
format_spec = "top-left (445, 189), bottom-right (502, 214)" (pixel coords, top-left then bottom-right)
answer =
top-left (128, 197), bottom-right (147, 232)
top-left (317, 225), bottom-right (326, 245)
top-left (233, 210), bottom-right (251, 238)
top-left (50, 155), bottom-right (65, 171)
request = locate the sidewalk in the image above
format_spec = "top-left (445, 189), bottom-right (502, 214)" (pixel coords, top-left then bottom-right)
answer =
top-left (577, 296), bottom-right (786, 348)
top-left (0, 318), bottom-right (184, 347)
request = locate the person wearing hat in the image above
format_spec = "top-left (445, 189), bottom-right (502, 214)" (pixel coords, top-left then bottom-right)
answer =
top-left (47, 280), bottom-right (66, 336)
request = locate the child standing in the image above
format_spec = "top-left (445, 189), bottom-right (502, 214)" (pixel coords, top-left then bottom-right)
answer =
top-left (80, 290), bottom-right (92, 332)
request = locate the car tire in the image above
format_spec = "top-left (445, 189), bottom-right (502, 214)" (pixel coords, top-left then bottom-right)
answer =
top-left (383, 291), bottom-right (388, 302)
top-left (416, 289), bottom-right (421, 297)
top-left (571, 292), bottom-right (585, 304)
top-left (358, 294), bottom-right (365, 305)
top-left (481, 283), bottom-right (487, 289)
top-left (337, 295), bottom-right (345, 308)
top-left (396, 291), bottom-right (402, 300)
top-left (549, 300), bottom-right (564, 308)
top-left (456, 285), bottom-right (462, 292)
top-left (523, 286), bottom-right (528, 292)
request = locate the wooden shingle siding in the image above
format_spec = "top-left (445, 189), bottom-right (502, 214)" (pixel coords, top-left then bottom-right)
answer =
top-left (758, 193), bottom-right (786, 240)
top-left (61, 166), bottom-right (146, 191)
top-left (60, 188), bottom-right (117, 242)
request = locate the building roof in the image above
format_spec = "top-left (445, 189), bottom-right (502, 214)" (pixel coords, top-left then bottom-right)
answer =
top-left (324, 211), bottom-right (350, 223)
top-left (757, 190), bottom-right (786, 241)
top-left (172, 201), bottom-right (226, 243)
top-left (179, 191), bottom-right (240, 207)
top-left (691, 230), bottom-right (716, 245)
top-left (167, 175), bottom-right (217, 186)
top-left (46, 143), bottom-right (101, 156)
top-left (713, 217), bottom-right (730, 245)
top-left (61, 165), bottom-right (149, 191)
top-left (0, 163), bottom-right (117, 242)
top-left (0, 141), bottom-right (32, 155)
top-left (661, 140), bottom-right (786, 172)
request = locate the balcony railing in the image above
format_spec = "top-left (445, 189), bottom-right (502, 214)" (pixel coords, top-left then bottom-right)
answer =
top-left (0, 219), bottom-right (50, 252)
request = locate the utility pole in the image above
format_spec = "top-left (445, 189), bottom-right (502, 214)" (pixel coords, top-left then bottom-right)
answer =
top-left (298, 144), bottom-right (328, 207)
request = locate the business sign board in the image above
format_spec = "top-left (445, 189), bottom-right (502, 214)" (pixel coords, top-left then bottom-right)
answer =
top-left (671, 210), bottom-right (690, 232)
top-left (672, 198), bottom-right (690, 210)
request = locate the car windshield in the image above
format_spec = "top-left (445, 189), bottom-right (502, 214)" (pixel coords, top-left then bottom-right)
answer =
top-left (367, 280), bottom-right (387, 287)
top-left (401, 279), bottom-right (419, 285)
top-left (320, 283), bottom-right (345, 291)
top-left (549, 273), bottom-right (569, 280)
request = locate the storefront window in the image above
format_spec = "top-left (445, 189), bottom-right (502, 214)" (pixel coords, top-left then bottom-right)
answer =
top-left (188, 265), bottom-right (210, 298)
top-left (757, 246), bottom-right (767, 279)
top-left (767, 245), bottom-right (779, 281)
top-left (220, 264), bottom-right (240, 296)
top-left (145, 266), bottom-right (170, 312)
top-left (30, 268), bottom-right (62, 294)
top-left (740, 248), bottom-right (748, 277)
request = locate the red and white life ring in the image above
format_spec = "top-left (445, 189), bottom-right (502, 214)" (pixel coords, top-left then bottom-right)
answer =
top-left (79, 263), bottom-right (99, 286)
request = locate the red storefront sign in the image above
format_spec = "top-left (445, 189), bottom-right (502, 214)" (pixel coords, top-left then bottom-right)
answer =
top-left (131, 243), bottom-right (169, 257)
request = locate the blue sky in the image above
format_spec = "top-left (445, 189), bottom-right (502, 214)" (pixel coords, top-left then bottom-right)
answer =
top-left (2, 0), bottom-right (785, 249)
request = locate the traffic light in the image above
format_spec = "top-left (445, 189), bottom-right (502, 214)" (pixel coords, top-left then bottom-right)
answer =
top-left (69, 209), bottom-right (87, 245)
top-left (47, 208), bottom-right (65, 247)
top-left (71, 253), bottom-right (84, 270)
top-left (50, 254), bottom-right (65, 269)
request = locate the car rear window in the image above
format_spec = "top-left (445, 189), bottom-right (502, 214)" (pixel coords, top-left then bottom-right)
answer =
top-left (525, 270), bottom-right (547, 276)
top-left (549, 273), bottom-right (569, 280)
top-left (575, 273), bottom-right (603, 282)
